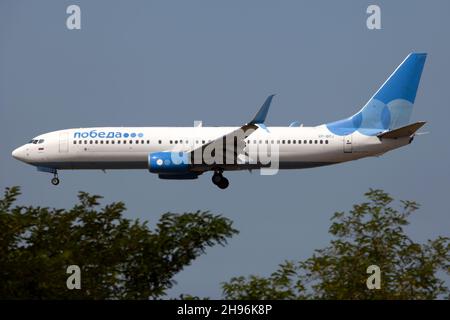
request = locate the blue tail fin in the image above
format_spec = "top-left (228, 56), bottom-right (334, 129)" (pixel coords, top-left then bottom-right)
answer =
top-left (327, 53), bottom-right (427, 136)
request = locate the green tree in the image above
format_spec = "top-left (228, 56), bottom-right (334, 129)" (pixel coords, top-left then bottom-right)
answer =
top-left (0, 186), bottom-right (238, 299)
top-left (223, 189), bottom-right (450, 300)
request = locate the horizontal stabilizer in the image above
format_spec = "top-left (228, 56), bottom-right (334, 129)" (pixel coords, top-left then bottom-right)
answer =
top-left (377, 121), bottom-right (426, 139)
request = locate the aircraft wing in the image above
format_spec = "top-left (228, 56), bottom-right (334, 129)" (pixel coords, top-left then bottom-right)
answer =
top-left (189, 95), bottom-right (275, 170)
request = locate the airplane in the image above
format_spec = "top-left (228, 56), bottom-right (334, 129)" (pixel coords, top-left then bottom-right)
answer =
top-left (12, 53), bottom-right (427, 189)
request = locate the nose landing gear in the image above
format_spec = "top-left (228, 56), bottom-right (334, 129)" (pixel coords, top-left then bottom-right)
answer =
top-left (51, 173), bottom-right (60, 186)
top-left (212, 170), bottom-right (229, 189)
top-left (36, 166), bottom-right (60, 186)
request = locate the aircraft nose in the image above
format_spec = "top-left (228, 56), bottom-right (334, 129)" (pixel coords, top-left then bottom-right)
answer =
top-left (12, 146), bottom-right (26, 161)
top-left (12, 147), bottom-right (19, 159)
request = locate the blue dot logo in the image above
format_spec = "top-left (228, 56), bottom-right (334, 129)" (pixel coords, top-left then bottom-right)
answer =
top-left (123, 133), bottom-right (129, 138)
top-left (138, 133), bottom-right (144, 138)
top-left (131, 133), bottom-right (136, 138)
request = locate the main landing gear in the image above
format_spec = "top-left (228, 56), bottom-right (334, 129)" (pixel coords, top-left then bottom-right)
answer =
top-left (212, 170), bottom-right (229, 189)
top-left (51, 173), bottom-right (60, 186)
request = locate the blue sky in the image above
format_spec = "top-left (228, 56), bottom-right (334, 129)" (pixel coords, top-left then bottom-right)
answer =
top-left (1, 0), bottom-right (449, 298)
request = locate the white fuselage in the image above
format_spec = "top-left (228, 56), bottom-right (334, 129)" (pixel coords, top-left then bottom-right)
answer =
top-left (12, 126), bottom-right (410, 171)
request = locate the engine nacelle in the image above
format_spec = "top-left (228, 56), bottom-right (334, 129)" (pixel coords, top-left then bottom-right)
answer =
top-left (148, 152), bottom-right (190, 173)
top-left (158, 173), bottom-right (199, 180)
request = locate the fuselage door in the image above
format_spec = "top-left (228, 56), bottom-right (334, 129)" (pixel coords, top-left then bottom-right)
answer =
top-left (59, 132), bottom-right (69, 153)
top-left (343, 135), bottom-right (352, 153)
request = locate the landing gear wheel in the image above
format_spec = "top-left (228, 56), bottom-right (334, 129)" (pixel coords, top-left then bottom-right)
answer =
top-left (51, 177), bottom-right (60, 186)
top-left (212, 170), bottom-right (229, 189)
top-left (217, 177), bottom-right (229, 189)
top-left (212, 173), bottom-right (222, 185)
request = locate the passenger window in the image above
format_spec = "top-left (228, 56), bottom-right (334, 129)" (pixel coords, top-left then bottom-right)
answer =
top-left (117, 140), bottom-right (121, 144)
top-left (146, 140), bottom-right (149, 144)
top-left (100, 140), bottom-right (104, 144)
top-left (95, 140), bottom-right (98, 144)
top-left (84, 140), bottom-right (87, 144)
top-left (282, 140), bottom-right (285, 144)
top-left (309, 140), bottom-right (312, 144)
top-left (298, 140), bottom-right (301, 144)
top-left (325, 140), bottom-right (329, 144)
top-left (123, 140), bottom-right (127, 144)
top-left (112, 140), bottom-right (115, 144)
top-left (158, 140), bottom-right (162, 144)
top-left (287, 140), bottom-right (291, 144)
top-left (293, 140), bottom-right (296, 144)
top-left (304, 140), bottom-right (307, 144)
top-left (90, 140), bottom-right (93, 144)
top-left (202, 140), bottom-right (205, 144)
top-left (39, 139), bottom-right (44, 144)
top-left (73, 141), bottom-right (76, 144)
top-left (170, 140), bottom-right (173, 144)
top-left (130, 140), bottom-right (133, 144)
top-left (320, 140), bottom-right (323, 144)
top-left (106, 140), bottom-right (109, 144)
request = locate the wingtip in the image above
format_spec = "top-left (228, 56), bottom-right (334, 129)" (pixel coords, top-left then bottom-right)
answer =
top-left (266, 94), bottom-right (276, 102)
top-left (249, 94), bottom-right (275, 124)
top-left (408, 52), bottom-right (428, 58)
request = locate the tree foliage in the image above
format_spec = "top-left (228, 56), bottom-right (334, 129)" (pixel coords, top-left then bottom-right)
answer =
top-left (222, 189), bottom-right (450, 300)
top-left (0, 186), bottom-right (238, 299)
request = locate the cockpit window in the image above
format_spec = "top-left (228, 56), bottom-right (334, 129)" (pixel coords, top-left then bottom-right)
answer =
top-left (28, 139), bottom-right (43, 144)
